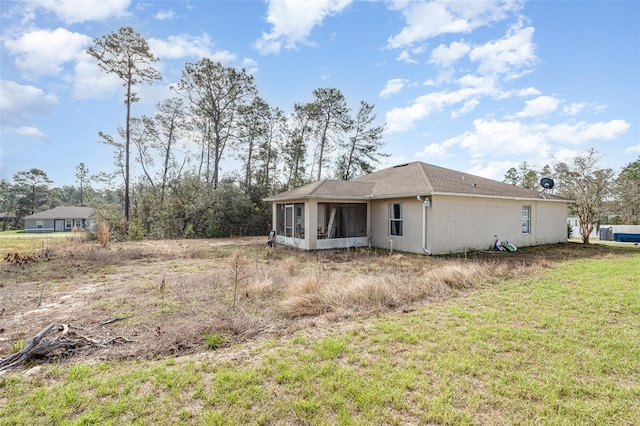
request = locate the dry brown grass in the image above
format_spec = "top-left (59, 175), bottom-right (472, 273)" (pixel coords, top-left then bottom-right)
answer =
top-left (1, 237), bottom-right (636, 364)
top-left (281, 262), bottom-right (491, 317)
top-left (97, 222), bottom-right (109, 246)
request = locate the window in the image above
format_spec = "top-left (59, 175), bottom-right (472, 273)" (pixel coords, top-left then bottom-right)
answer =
top-left (75, 219), bottom-right (82, 228)
top-left (390, 203), bottom-right (403, 236)
top-left (36, 220), bottom-right (43, 229)
top-left (65, 219), bottom-right (73, 229)
top-left (522, 206), bottom-right (531, 234)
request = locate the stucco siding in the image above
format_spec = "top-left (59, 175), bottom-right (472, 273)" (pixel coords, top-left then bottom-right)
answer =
top-left (370, 198), bottom-right (424, 253)
top-left (429, 195), bottom-right (567, 254)
top-left (532, 200), bottom-right (568, 245)
top-left (369, 195), bottom-right (567, 255)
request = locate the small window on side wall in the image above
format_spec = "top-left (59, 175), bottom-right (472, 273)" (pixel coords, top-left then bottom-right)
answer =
top-left (390, 203), bottom-right (403, 236)
top-left (522, 206), bottom-right (531, 234)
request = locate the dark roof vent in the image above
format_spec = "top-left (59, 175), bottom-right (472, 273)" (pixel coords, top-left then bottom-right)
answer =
top-left (393, 163), bottom-right (409, 168)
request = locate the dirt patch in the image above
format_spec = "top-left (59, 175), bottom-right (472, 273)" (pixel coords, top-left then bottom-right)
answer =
top-left (0, 237), bottom-right (636, 369)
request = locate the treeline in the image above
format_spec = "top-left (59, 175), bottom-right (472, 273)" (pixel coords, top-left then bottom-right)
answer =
top-left (0, 27), bottom-right (387, 239)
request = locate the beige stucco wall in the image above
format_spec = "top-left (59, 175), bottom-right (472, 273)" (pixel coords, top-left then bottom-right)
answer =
top-left (369, 197), bottom-right (425, 253)
top-left (428, 195), bottom-right (567, 254)
top-left (369, 196), bottom-right (568, 255)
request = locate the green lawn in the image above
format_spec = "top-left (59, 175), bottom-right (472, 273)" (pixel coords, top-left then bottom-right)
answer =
top-left (1, 253), bottom-right (639, 425)
top-left (0, 231), bottom-right (83, 258)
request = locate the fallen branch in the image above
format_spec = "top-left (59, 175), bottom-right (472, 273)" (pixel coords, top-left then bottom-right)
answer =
top-left (0, 323), bottom-right (134, 375)
top-left (99, 316), bottom-right (129, 326)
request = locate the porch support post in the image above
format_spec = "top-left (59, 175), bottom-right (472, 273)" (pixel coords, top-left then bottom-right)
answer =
top-left (270, 203), bottom-right (277, 233)
top-left (306, 199), bottom-right (318, 250)
top-left (366, 200), bottom-right (372, 245)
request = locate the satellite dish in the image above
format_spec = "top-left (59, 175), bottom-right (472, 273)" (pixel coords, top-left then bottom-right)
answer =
top-left (540, 177), bottom-right (554, 189)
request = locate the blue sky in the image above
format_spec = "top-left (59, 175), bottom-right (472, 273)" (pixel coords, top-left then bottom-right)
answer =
top-left (1, 0), bottom-right (638, 188)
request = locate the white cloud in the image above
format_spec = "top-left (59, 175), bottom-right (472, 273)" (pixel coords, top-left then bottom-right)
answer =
top-left (469, 25), bottom-right (536, 77)
top-left (450, 99), bottom-right (479, 119)
top-left (254, 0), bottom-right (352, 54)
top-left (467, 160), bottom-right (516, 180)
top-left (574, 119), bottom-right (630, 141)
top-left (379, 79), bottom-right (408, 98)
top-left (447, 118), bottom-right (550, 159)
top-left (4, 28), bottom-right (91, 76)
top-left (517, 87), bottom-right (542, 97)
top-left (551, 148), bottom-right (581, 164)
top-left (72, 53), bottom-right (121, 99)
top-left (34, 0), bottom-right (130, 23)
top-left (545, 120), bottom-right (630, 144)
top-left (416, 143), bottom-right (448, 158)
top-left (149, 34), bottom-right (215, 59)
top-left (440, 118), bottom-right (631, 161)
top-left (387, 0), bottom-right (521, 49)
top-left (430, 40), bottom-right (471, 67)
top-left (396, 50), bottom-right (418, 64)
top-left (562, 102), bottom-right (585, 115)
top-left (148, 34), bottom-right (247, 70)
top-left (6, 126), bottom-right (48, 139)
top-left (561, 102), bottom-right (608, 116)
top-left (0, 80), bottom-right (57, 118)
top-left (385, 84), bottom-right (495, 132)
top-left (0, 81), bottom-right (55, 141)
top-left (516, 95), bottom-right (559, 117)
top-left (625, 144), bottom-right (640, 154)
top-left (155, 10), bottom-right (175, 20)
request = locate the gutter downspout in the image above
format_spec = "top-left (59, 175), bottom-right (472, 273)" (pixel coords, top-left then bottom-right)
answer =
top-left (417, 196), bottom-right (432, 255)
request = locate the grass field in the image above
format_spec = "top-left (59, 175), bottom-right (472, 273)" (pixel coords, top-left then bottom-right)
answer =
top-left (0, 236), bottom-right (639, 424)
top-left (0, 230), bottom-right (83, 258)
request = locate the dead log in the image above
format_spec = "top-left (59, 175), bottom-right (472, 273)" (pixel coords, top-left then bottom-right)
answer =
top-left (0, 323), bottom-right (57, 373)
top-left (0, 323), bottom-right (134, 374)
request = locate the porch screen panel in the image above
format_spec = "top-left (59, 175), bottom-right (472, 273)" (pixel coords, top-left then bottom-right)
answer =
top-left (294, 203), bottom-right (304, 238)
top-left (276, 204), bottom-right (285, 236)
top-left (318, 203), bottom-right (366, 238)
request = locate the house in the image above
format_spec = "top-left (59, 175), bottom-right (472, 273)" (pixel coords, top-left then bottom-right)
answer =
top-left (264, 161), bottom-right (570, 255)
top-left (23, 206), bottom-right (95, 233)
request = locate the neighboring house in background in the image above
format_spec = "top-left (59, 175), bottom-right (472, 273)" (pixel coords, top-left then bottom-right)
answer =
top-left (23, 206), bottom-right (95, 233)
top-left (265, 161), bottom-right (571, 255)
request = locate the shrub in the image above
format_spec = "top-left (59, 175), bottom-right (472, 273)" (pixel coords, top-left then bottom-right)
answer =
top-left (128, 221), bottom-right (146, 241)
top-left (205, 333), bottom-right (226, 349)
top-left (206, 222), bottom-right (221, 238)
top-left (184, 223), bottom-right (195, 239)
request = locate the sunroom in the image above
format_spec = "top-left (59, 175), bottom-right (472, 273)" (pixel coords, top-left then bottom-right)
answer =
top-left (272, 199), bottom-right (370, 250)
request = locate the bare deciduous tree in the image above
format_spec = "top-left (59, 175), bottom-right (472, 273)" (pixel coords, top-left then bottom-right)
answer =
top-left (554, 149), bottom-right (614, 244)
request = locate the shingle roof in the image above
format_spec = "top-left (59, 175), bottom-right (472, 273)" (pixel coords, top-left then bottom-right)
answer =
top-left (23, 206), bottom-right (95, 220)
top-left (265, 161), bottom-right (569, 202)
top-left (264, 180), bottom-right (375, 201)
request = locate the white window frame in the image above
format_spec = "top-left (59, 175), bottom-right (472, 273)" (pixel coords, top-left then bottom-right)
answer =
top-left (389, 203), bottom-right (403, 236)
top-left (522, 206), bottom-right (531, 234)
top-left (65, 219), bottom-right (73, 229)
top-left (36, 220), bottom-right (43, 229)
